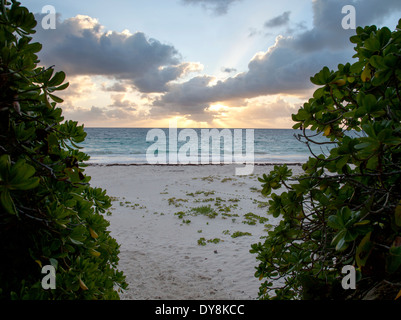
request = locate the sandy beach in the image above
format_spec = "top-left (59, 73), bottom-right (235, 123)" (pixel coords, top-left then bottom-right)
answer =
top-left (85, 164), bottom-right (303, 300)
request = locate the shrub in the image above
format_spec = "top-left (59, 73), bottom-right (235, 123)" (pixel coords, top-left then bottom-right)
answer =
top-left (252, 20), bottom-right (401, 300)
top-left (0, 1), bottom-right (127, 299)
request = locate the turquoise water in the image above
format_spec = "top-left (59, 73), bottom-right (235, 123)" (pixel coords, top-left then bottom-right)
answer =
top-left (79, 128), bottom-right (332, 164)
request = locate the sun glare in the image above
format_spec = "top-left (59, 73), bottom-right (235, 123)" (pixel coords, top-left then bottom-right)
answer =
top-left (209, 104), bottom-right (229, 112)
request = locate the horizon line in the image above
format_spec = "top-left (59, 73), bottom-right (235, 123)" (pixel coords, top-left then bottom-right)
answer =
top-left (82, 126), bottom-right (297, 130)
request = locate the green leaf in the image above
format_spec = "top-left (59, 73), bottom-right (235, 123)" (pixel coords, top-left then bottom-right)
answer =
top-left (0, 0), bottom-right (128, 300)
top-left (0, 189), bottom-right (17, 215)
top-left (366, 155), bottom-right (379, 170)
top-left (372, 69), bottom-right (393, 86)
top-left (361, 123), bottom-right (377, 137)
top-left (310, 67), bottom-right (334, 85)
top-left (25, 42), bottom-right (42, 54)
top-left (356, 232), bottom-right (373, 269)
top-left (49, 258), bottom-right (58, 270)
top-left (69, 237), bottom-right (84, 246)
top-left (364, 36), bottom-right (381, 52)
top-left (53, 82), bottom-right (69, 91)
top-left (354, 107), bottom-right (367, 118)
top-left (40, 68), bottom-right (54, 84)
top-left (386, 246), bottom-right (401, 274)
top-left (354, 142), bottom-right (371, 150)
top-left (313, 87), bottom-right (326, 99)
top-left (48, 71), bottom-right (66, 87)
top-left (369, 55), bottom-right (385, 69)
top-left (361, 65), bottom-right (372, 82)
top-left (48, 93), bottom-right (64, 103)
top-left (0, 154), bottom-right (11, 179)
top-left (328, 214), bottom-right (344, 230)
top-left (9, 160), bottom-right (34, 182)
top-left (383, 54), bottom-right (398, 68)
top-left (362, 94), bottom-right (377, 113)
top-left (336, 155), bottom-right (349, 170)
top-left (331, 229), bottom-right (347, 251)
top-left (12, 177), bottom-right (40, 190)
top-left (350, 60), bottom-right (365, 73)
top-left (70, 224), bottom-right (87, 243)
top-left (7, 159), bottom-right (39, 190)
top-left (395, 201), bottom-right (401, 227)
top-left (377, 27), bottom-right (391, 47)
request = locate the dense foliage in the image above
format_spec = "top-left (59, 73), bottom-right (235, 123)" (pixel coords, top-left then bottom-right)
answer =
top-left (0, 1), bottom-right (127, 299)
top-left (252, 20), bottom-right (401, 300)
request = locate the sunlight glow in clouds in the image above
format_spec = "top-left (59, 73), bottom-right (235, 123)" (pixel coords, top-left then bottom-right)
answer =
top-left (25, 0), bottom-right (401, 128)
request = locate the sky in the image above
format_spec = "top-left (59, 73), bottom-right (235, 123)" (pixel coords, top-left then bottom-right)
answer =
top-left (23, 0), bottom-right (401, 128)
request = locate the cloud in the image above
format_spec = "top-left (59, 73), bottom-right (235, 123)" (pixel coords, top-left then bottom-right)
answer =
top-left (221, 67), bottom-right (237, 73)
top-left (101, 81), bottom-right (128, 92)
top-left (251, 11), bottom-right (306, 38)
top-left (264, 11), bottom-right (291, 28)
top-left (33, 0), bottom-right (401, 127)
top-left (152, 0), bottom-right (401, 123)
top-left (151, 76), bottom-right (215, 118)
top-left (63, 106), bottom-right (108, 124)
top-left (62, 103), bottom-right (145, 127)
top-left (108, 94), bottom-right (136, 111)
top-left (222, 97), bottom-right (299, 128)
top-left (32, 14), bottom-right (200, 93)
top-left (181, 0), bottom-right (242, 15)
top-left (247, 27), bottom-right (262, 38)
top-left (152, 36), bottom-right (344, 116)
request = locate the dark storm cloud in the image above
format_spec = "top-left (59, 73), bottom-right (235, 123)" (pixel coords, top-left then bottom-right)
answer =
top-left (264, 11), bottom-right (291, 28)
top-left (32, 14), bottom-right (194, 93)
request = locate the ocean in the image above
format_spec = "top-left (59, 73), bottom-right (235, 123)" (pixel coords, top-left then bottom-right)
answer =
top-left (78, 128), bottom-right (332, 165)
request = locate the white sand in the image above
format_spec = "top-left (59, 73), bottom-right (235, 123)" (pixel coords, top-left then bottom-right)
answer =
top-left (85, 164), bottom-right (303, 300)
